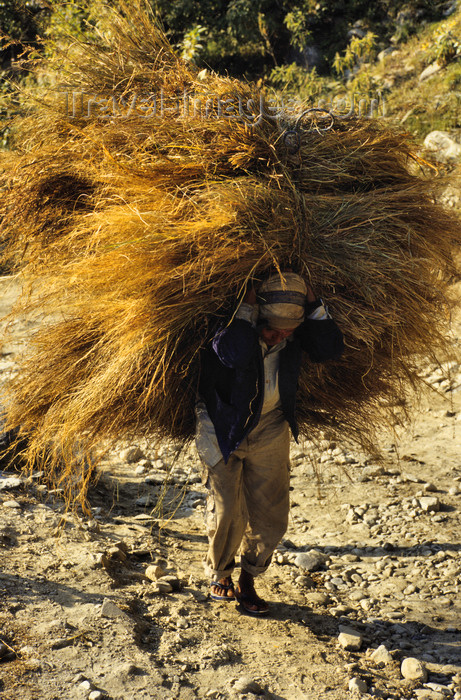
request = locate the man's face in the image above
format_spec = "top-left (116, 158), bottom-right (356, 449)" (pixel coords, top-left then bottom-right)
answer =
top-left (259, 326), bottom-right (295, 346)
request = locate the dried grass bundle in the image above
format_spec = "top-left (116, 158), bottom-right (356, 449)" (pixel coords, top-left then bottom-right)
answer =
top-left (0, 1), bottom-right (459, 508)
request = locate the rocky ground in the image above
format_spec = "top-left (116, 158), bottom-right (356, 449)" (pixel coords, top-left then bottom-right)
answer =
top-left (0, 277), bottom-right (460, 700)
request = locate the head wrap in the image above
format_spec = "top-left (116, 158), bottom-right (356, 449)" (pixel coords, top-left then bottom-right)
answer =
top-left (257, 272), bottom-right (307, 330)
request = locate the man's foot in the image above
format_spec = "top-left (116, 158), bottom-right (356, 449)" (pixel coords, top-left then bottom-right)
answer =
top-left (210, 577), bottom-right (236, 601)
top-left (235, 570), bottom-right (269, 616)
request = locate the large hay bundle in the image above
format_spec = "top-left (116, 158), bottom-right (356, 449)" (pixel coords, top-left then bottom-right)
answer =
top-left (0, 2), bottom-right (459, 507)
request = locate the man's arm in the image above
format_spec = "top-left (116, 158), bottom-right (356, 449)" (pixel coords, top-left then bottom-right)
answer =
top-left (211, 288), bottom-right (259, 368)
top-left (297, 284), bottom-right (344, 362)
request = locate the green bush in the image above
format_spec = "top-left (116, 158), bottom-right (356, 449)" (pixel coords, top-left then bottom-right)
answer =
top-left (427, 28), bottom-right (461, 66)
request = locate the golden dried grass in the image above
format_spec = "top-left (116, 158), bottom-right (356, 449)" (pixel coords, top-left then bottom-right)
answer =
top-left (0, 1), bottom-right (459, 508)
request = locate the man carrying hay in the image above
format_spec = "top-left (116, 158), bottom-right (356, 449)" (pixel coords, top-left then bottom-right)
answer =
top-left (196, 272), bottom-right (344, 615)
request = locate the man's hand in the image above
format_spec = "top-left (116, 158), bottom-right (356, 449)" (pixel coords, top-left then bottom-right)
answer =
top-left (306, 283), bottom-right (316, 303)
top-left (243, 286), bottom-right (257, 305)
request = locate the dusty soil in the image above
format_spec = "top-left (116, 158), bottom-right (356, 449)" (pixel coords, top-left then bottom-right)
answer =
top-left (0, 277), bottom-right (460, 700)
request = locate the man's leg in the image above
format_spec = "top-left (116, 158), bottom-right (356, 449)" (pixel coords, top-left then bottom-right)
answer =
top-left (203, 453), bottom-right (248, 597)
top-left (238, 411), bottom-right (291, 612)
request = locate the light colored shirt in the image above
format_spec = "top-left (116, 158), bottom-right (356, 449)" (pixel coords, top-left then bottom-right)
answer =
top-left (259, 338), bottom-right (285, 415)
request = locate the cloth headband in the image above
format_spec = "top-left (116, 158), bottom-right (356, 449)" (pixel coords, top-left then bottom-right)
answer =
top-left (257, 290), bottom-right (306, 306)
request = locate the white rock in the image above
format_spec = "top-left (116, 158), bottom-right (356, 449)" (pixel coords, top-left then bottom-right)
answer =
top-left (2, 500), bottom-right (21, 508)
top-left (149, 580), bottom-right (172, 594)
top-left (295, 575), bottom-right (316, 589)
top-left (338, 627), bottom-right (363, 651)
top-left (90, 552), bottom-right (109, 569)
top-left (0, 476), bottom-right (22, 491)
top-left (79, 680), bottom-right (92, 691)
top-left (370, 644), bottom-right (393, 665)
top-left (135, 495), bottom-right (155, 507)
top-left (160, 574), bottom-right (180, 590)
top-left (232, 676), bottom-right (262, 694)
top-left (120, 663), bottom-right (144, 676)
top-left (426, 682), bottom-right (453, 694)
top-left (378, 47), bottom-right (397, 61)
top-left (294, 550), bottom-right (328, 572)
top-left (419, 62), bottom-right (443, 82)
top-left (414, 690), bottom-right (446, 700)
top-left (401, 657), bottom-right (428, 682)
top-left (406, 473), bottom-right (425, 483)
top-left (330, 577), bottom-right (346, 588)
top-left (424, 131), bottom-right (461, 163)
top-left (444, 0), bottom-right (458, 16)
top-left (145, 565), bottom-right (166, 581)
top-left (348, 677), bottom-right (368, 694)
top-left (18, 645), bottom-right (35, 656)
top-left (139, 458), bottom-right (152, 469)
top-left (144, 474), bottom-right (164, 485)
top-left (88, 692), bottom-right (103, 700)
top-left (155, 579), bottom-right (174, 594)
top-left (100, 599), bottom-right (130, 620)
top-left (305, 591), bottom-right (330, 606)
top-left (120, 446), bottom-right (145, 463)
top-left (363, 465), bottom-right (385, 477)
top-left (418, 496), bottom-right (440, 513)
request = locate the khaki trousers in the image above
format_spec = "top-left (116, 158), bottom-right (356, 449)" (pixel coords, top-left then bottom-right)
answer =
top-left (202, 409), bottom-right (290, 580)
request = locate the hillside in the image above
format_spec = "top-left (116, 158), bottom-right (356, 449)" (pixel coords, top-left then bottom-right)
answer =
top-left (354, 4), bottom-right (461, 139)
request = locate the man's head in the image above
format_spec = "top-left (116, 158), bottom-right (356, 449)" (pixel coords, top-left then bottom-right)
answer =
top-left (259, 325), bottom-right (296, 346)
top-left (257, 272), bottom-right (307, 345)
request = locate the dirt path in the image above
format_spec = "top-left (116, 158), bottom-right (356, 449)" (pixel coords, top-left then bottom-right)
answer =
top-left (0, 277), bottom-right (460, 700)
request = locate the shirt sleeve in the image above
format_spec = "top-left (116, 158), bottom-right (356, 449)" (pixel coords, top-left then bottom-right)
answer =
top-left (235, 302), bottom-right (259, 326)
top-left (306, 302), bottom-right (330, 321)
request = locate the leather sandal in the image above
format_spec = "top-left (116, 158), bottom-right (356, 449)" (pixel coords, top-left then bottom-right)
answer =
top-left (235, 586), bottom-right (269, 616)
top-left (209, 578), bottom-right (236, 601)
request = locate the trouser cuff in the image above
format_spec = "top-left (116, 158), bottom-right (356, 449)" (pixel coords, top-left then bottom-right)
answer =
top-left (240, 554), bottom-right (271, 578)
top-left (203, 561), bottom-right (235, 580)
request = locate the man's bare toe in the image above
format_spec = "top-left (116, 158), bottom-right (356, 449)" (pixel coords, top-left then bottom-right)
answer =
top-left (209, 577), bottom-right (236, 601)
